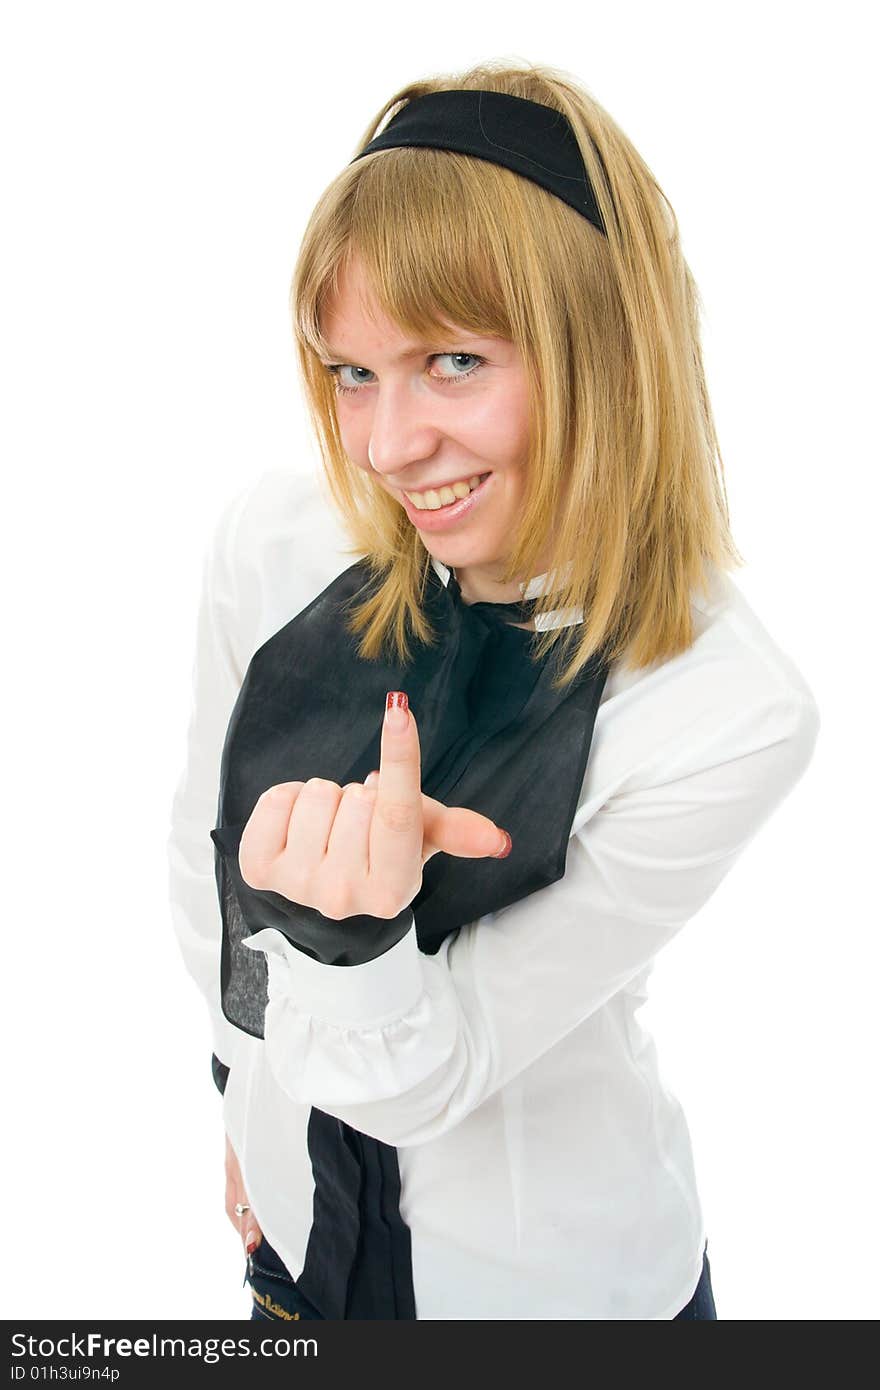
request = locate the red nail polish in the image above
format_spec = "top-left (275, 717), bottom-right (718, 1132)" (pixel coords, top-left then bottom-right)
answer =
top-left (246, 1238), bottom-right (258, 1255)
top-left (385, 691), bottom-right (409, 730)
top-left (492, 830), bottom-right (512, 859)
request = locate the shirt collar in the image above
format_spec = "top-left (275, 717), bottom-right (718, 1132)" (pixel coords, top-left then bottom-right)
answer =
top-left (429, 555), bottom-right (584, 631)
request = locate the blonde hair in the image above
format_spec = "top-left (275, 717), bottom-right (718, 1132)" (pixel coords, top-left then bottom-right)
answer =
top-left (290, 58), bottom-right (745, 691)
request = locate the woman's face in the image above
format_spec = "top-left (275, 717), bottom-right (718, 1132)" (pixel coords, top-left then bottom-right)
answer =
top-left (318, 254), bottom-right (539, 602)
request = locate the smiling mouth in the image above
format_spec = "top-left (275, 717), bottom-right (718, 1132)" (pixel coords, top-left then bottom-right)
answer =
top-left (403, 472), bottom-right (491, 510)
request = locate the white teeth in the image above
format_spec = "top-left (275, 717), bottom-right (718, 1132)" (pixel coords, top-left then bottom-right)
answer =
top-left (405, 474), bottom-right (485, 510)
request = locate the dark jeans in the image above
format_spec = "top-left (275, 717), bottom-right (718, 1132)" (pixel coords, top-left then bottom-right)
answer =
top-left (672, 1242), bottom-right (717, 1320)
top-left (244, 1238), bottom-right (325, 1321)
top-left (244, 1236), bottom-right (717, 1320)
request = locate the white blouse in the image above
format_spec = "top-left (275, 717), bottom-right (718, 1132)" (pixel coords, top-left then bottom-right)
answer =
top-left (167, 466), bottom-right (820, 1319)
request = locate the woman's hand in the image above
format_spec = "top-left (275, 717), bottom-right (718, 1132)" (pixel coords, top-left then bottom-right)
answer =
top-left (224, 1133), bottom-right (262, 1256)
top-left (237, 692), bottom-right (512, 921)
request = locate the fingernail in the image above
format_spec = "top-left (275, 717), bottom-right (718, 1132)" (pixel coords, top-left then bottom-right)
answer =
top-left (364, 770), bottom-right (379, 787)
top-left (385, 691), bottom-right (409, 732)
top-left (492, 830), bottom-right (513, 859)
top-left (246, 1234), bottom-right (259, 1255)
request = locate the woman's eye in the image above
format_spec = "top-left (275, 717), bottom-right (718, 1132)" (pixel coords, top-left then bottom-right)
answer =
top-left (325, 353), bottom-right (486, 396)
top-left (331, 365), bottom-right (375, 393)
top-left (434, 352), bottom-right (483, 379)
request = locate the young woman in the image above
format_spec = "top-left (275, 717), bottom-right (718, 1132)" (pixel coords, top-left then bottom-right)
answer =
top-left (168, 60), bottom-right (820, 1321)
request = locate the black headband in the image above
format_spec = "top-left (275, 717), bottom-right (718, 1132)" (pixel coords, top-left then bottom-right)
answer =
top-left (351, 88), bottom-right (608, 237)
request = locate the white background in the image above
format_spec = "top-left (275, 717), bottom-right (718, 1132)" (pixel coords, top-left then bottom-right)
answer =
top-left (2, 0), bottom-right (876, 1322)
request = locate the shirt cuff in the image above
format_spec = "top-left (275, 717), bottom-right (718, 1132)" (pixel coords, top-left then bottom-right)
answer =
top-left (241, 914), bottom-right (424, 1028)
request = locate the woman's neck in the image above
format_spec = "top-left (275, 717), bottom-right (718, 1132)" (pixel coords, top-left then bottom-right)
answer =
top-left (451, 566), bottom-right (537, 631)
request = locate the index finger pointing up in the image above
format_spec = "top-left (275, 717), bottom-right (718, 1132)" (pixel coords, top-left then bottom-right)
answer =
top-left (369, 691), bottom-right (424, 904)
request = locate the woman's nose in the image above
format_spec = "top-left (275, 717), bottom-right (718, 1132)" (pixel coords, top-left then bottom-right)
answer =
top-left (366, 389), bottom-right (443, 477)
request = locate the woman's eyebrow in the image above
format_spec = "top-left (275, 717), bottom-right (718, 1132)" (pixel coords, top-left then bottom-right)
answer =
top-left (321, 335), bottom-right (493, 363)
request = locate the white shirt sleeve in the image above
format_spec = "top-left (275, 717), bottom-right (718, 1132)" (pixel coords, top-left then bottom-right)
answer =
top-left (166, 468), bottom-right (372, 1084)
top-left (242, 689), bottom-right (820, 1146)
top-left (166, 488), bottom-right (251, 1074)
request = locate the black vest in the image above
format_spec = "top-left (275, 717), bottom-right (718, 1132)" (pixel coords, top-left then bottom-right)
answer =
top-left (210, 557), bottom-right (610, 1318)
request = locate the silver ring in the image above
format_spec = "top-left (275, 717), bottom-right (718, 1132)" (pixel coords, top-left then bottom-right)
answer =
top-left (234, 1202), bottom-right (251, 1217)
